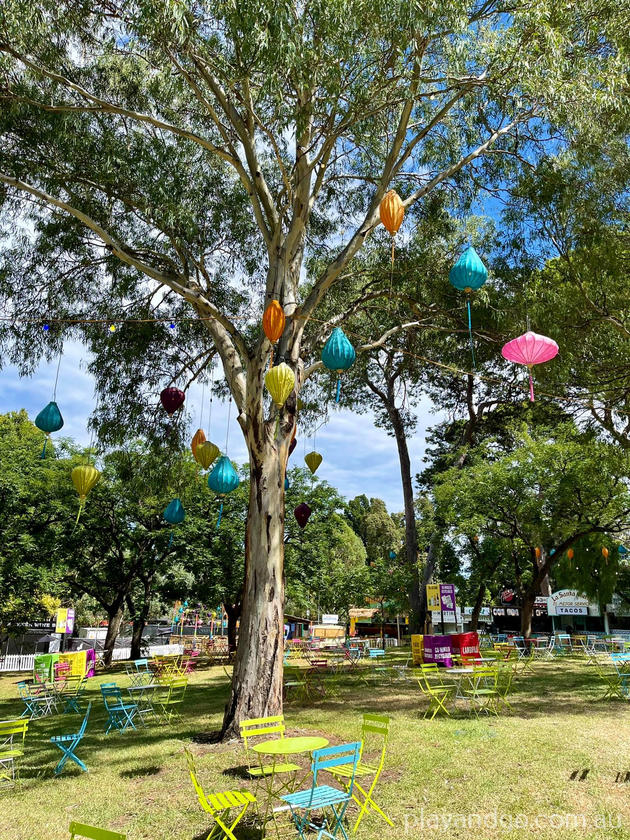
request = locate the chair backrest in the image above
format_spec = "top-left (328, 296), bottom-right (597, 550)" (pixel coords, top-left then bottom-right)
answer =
top-left (134, 659), bottom-right (149, 672)
top-left (100, 683), bottom-right (123, 709)
top-left (166, 677), bottom-right (188, 700)
top-left (0, 718), bottom-right (28, 748)
top-left (240, 714), bottom-right (285, 767)
top-left (69, 821), bottom-right (126, 840)
top-left (184, 747), bottom-right (212, 814)
top-left (368, 649), bottom-right (385, 658)
top-left (311, 742), bottom-right (361, 795)
top-left (360, 713), bottom-right (390, 764)
top-left (77, 702), bottom-right (93, 737)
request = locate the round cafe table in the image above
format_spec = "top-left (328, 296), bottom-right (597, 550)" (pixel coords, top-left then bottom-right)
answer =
top-left (252, 736), bottom-right (329, 830)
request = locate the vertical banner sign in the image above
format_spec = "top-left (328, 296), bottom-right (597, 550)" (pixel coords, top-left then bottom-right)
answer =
top-left (426, 584), bottom-right (440, 610)
top-left (439, 584), bottom-right (456, 614)
top-left (65, 608), bottom-right (75, 634)
top-left (55, 608), bottom-right (68, 634)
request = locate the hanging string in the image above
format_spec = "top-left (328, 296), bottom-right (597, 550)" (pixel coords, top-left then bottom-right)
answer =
top-left (225, 396), bottom-right (232, 454)
top-left (335, 375), bottom-right (342, 403)
top-left (466, 297), bottom-right (476, 370)
top-left (207, 367), bottom-right (214, 437)
top-left (52, 347), bottom-right (63, 401)
top-left (199, 382), bottom-right (205, 431)
top-left (216, 501), bottom-right (224, 529)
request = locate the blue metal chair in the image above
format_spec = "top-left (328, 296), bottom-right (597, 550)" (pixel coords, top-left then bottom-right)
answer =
top-left (278, 742), bottom-right (361, 840)
top-left (51, 702), bottom-right (92, 775)
top-left (100, 683), bottom-right (138, 734)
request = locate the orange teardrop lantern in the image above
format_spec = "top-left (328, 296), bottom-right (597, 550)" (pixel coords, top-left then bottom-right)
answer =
top-left (535, 547), bottom-right (541, 560)
top-left (191, 428), bottom-right (206, 460)
top-left (263, 300), bottom-right (286, 343)
top-left (567, 548), bottom-right (574, 560)
top-left (379, 190), bottom-right (404, 236)
top-left (602, 546), bottom-right (609, 561)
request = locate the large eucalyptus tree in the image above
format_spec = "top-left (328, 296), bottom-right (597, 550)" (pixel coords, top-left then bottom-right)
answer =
top-left (0, 0), bottom-right (626, 734)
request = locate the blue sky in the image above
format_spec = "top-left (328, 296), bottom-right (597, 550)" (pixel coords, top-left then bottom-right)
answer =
top-left (0, 340), bottom-right (440, 512)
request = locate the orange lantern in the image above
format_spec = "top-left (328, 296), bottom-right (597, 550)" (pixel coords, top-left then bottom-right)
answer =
top-left (379, 189), bottom-right (404, 236)
top-left (567, 548), bottom-right (574, 560)
top-left (263, 300), bottom-right (286, 343)
top-left (191, 428), bottom-right (206, 460)
top-left (602, 546), bottom-right (609, 561)
top-left (535, 547), bottom-right (541, 560)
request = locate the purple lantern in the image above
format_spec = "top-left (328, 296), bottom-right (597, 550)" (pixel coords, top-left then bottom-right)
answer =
top-left (294, 503), bottom-right (312, 529)
top-left (160, 387), bottom-right (185, 415)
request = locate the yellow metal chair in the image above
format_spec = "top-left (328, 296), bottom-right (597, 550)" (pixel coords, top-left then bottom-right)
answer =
top-left (417, 674), bottom-right (455, 719)
top-left (0, 718), bottom-right (28, 788)
top-left (239, 715), bottom-right (301, 780)
top-left (184, 747), bottom-right (256, 840)
top-left (328, 713), bottom-right (394, 832)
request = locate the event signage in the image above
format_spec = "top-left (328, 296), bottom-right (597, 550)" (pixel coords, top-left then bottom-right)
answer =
top-left (321, 614), bottom-right (339, 625)
top-left (426, 584), bottom-right (440, 610)
top-left (55, 608), bottom-right (75, 634)
top-left (427, 584), bottom-right (457, 613)
top-left (547, 590), bottom-right (589, 616)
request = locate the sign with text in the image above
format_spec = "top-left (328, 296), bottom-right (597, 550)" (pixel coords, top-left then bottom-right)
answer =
top-left (547, 590), bottom-right (589, 616)
top-left (55, 608), bottom-right (75, 634)
top-left (321, 614), bottom-right (339, 625)
top-left (427, 584), bottom-right (457, 614)
top-left (426, 584), bottom-right (440, 610)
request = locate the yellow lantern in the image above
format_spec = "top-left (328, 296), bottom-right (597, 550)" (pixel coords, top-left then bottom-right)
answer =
top-left (196, 441), bottom-right (220, 471)
top-left (265, 362), bottom-right (295, 408)
top-left (71, 464), bottom-right (101, 523)
top-left (191, 428), bottom-right (206, 460)
top-left (379, 189), bottom-right (404, 236)
top-left (304, 451), bottom-right (322, 474)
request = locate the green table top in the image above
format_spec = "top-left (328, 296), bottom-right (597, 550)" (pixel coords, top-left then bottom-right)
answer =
top-left (252, 736), bottom-right (329, 756)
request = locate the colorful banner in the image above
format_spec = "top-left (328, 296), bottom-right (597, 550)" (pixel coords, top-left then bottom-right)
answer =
top-left (440, 584), bottom-right (456, 613)
top-left (422, 634), bottom-right (453, 667)
top-left (426, 584), bottom-right (440, 610)
top-left (451, 632), bottom-right (480, 659)
top-left (54, 608), bottom-right (75, 634)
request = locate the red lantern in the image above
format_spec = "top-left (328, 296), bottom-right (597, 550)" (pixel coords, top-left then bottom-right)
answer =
top-left (263, 300), bottom-right (286, 343)
top-left (160, 387), bottom-right (185, 416)
top-left (294, 503), bottom-right (312, 529)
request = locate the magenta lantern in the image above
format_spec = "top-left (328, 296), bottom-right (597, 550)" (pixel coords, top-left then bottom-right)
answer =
top-left (160, 387), bottom-right (186, 415)
top-left (501, 331), bottom-right (559, 402)
top-left (294, 502), bottom-right (312, 529)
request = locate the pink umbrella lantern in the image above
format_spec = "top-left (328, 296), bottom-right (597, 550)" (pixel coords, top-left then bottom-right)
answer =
top-left (501, 331), bottom-right (559, 402)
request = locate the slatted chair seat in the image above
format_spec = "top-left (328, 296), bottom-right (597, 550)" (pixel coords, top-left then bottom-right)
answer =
top-left (282, 784), bottom-right (352, 810)
top-left (326, 760), bottom-right (379, 778)
top-left (0, 747), bottom-right (24, 759)
top-left (207, 790), bottom-right (256, 809)
top-left (249, 761), bottom-right (301, 777)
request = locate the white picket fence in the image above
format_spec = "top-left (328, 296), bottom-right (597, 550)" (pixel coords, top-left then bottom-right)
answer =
top-left (0, 643), bottom-right (185, 673)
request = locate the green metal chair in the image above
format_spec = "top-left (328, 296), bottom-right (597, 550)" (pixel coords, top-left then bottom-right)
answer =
top-left (328, 713), bottom-right (393, 832)
top-left (240, 715), bottom-right (300, 780)
top-left (51, 702), bottom-right (92, 776)
top-left (0, 718), bottom-right (28, 788)
top-left (416, 674), bottom-right (455, 719)
top-left (184, 747), bottom-right (256, 840)
top-left (69, 822), bottom-right (126, 840)
top-left (154, 676), bottom-right (188, 723)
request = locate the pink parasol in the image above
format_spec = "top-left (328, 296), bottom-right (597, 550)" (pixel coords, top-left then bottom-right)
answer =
top-left (501, 331), bottom-right (559, 402)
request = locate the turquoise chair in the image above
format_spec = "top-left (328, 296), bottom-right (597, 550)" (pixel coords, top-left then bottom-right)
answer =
top-left (51, 702), bottom-right (92, 775)
top-left (279, 742), bottom-right (361, 840)
top-left (100, 683), bottom-right (138, 733)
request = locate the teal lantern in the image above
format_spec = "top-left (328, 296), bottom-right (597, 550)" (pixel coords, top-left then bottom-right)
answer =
top-left (284, 477), bottom-right (290, 491)
top-left (619, 545), bottom-right (628, 556)
top-left (208, 456), bottom-right (240, 528)
top-left (449, 246), bottom-right (488, 368)
top-left (34, 401), bottom-right (64, 458)
top-left (164, 498), bottom-right (185, 547)
top-left (389, 550), bottom-right (397, 560)
top-left (321, 327), bottom-right (356, 402)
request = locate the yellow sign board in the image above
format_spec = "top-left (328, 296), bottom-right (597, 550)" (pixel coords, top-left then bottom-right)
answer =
top-left (55, 609), bottom-right (68, 634)
top-left (426, 584), bottom-right (440, 610)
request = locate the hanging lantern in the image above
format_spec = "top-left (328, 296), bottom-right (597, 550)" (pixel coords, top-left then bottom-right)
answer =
top-left (389, 550), bottom-right (397, 560)
top-left (284, 477), bottom-right (290, 491)
top-left (196, 440), bottom-right (220, 470)
top-left (379, 190), bottom-right (404, 237)
top-left (263, 300), bottom-right (286, 343)
top-left (265, 362), bottom-right (295, 408)
top-left (501, 332), bottom-right (559, 402)
top-left (289, 438), bottom-right (297, 457)
top-left (71, 464), bottom-right (101, 524)
top-left (294, 502), bottom-right (312, 529)
top-left (321, 327), bottom-right (356, 403)
top-left (164, 498), bottom-right (185, 525)
top-left (208, 456), bottom-right (240, 528)
top-left (619, 545), bottom-right (628, 556)
top-left (191, 428), bottom-right (206, 460)
top-left (449, 247), bottom-right (488, 369)
top-left (535, 547), bottom-right (541, 560)
top-left (602, 546), bottom-right (609, 561)
top-left (567, 548), bottom-right (574, 560)
top-left (35, 401), bottom-right (64, 457)
top-left (304, 451), bottom-right (322, 474)
top-left (160, 387), bottom-right (186, 416)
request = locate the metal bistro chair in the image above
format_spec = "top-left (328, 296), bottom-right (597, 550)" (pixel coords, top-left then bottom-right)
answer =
top-left (0, 718), bottom-right (28, 788)
top-left (278, 742), bottom-right (362, 840)
top-left (51, 702), bottom-right (92, 776)
top-left (17, 680), bottom-right (55, 719)
top-left (100, 683), bottom-right (139, 734)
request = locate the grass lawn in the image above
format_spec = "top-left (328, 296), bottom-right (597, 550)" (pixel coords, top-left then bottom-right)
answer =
top-left (2, 655), bottom-right (630, 840)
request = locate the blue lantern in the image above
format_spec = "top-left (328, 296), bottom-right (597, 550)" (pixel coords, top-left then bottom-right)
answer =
top-left (619, 545), bottom-right (628, 556)
top-left (208, 456), bottom-right (240, 528)
top-left (389, 550), bottom-right (397, 560)
top-left (34, 401), bottom-right (64, 457)
top-left (164, 498), bottom-right (185, 547)
top-left (284, 477), bottom-right (290, 491)
top-left (449, 247), bottom-right (488, 369)
top-left (321, 327), bottom-right (356, 402)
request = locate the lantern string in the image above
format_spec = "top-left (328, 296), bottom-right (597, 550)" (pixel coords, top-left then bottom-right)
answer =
top-left (466, 298), bottom-right (476, 370)
top-left (216, 500), bottom-right (223, 530)
top-left (52, 347), bottom-right (63, 401)
top-left (224, 397), bottom-right (232, 454)
top-left (199, 382), bottom-right (205, 430)
top-left (208, 367), bottom-right (214, 437)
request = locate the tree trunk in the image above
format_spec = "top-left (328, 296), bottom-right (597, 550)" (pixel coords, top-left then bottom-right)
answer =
top-left (222, 428), bottom-right (286, 738)
top-left (103, 602), bottom-right (124, 666)
top-left (521, 592), bottom-right (535, 638)
top-left (470, 581), bottom-right (485, 632)
top-left (386, 398), bottom-right (422, 633)
top-left (224, 602), bottom-right (241, 653)
top-left (418, 532), bottom-right (440, 629)
top-left (129, 573), bottom-right (154, 661)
